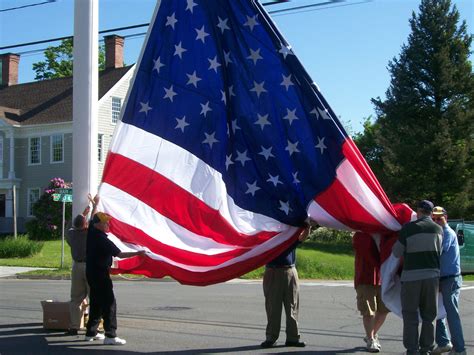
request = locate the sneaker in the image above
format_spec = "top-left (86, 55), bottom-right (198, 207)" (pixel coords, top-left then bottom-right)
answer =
top-left (285, 340), bottom-right (306, 347)
top-left (433, 343), bottom-right (453, 353)
top-left (103, 336), bottom-right (127, 345)
top-left (366, 338), bottom-right (380, 353)
top-left (85, 333), bottom-right (105, 341)
top-left (448, 351), bottom-right (466, 355)
top-left (364, 334), bottom-right (379, 343)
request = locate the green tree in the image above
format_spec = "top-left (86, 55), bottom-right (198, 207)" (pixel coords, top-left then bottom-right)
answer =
top-left (33, 38), bottom-right (106, 80)
top-left (366, 0), bottom-right (473, 218)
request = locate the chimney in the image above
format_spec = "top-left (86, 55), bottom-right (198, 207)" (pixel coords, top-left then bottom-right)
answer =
top-left (104, 35), bottom-right (124, 69)
top-left (0, 53), bottom-right (20, 86)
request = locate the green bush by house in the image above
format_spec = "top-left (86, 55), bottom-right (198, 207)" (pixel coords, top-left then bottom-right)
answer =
top-left (0, 235), bottom-right (44, 258)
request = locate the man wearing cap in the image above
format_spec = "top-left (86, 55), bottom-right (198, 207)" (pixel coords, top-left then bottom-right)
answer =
top-left (432, 207), bottom-right (465, 355)
top-left (65, 194), bottom-right (98, 336)
top-left (392, 200), bottom-right (443, 355)
top-left (85, 210), bottom-right (145, 345)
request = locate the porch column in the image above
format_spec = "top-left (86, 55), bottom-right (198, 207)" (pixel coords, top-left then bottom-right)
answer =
top-left (7, 128), bottom-right (15, 179)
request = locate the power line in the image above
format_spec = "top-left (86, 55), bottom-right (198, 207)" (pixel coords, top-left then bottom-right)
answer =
top-left (0, 0), bottom-right (57, 13)
top-left (0, 23), bottom-right (150, 51)
top-left (16, 32), bottom-right (148, 57)
top-left (271, 0), bottom-right (372, 17)
top-left (268, 0), bottom-right (345, 14)
top-left (0, 0), bottom-right (352, 52)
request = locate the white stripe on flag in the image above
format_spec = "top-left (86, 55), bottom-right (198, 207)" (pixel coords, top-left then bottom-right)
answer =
top-left (337, 160), bottom-right (401, 231)
top-left (307, 200), bottom-right (354, 231)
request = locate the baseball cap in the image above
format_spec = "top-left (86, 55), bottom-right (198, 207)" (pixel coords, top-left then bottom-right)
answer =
top-left (417, 200), bottom-right (434, 212)
top-left (92, 212), bottom-right (112, 224)
top-left (432, 206), bottom-right (447, 215)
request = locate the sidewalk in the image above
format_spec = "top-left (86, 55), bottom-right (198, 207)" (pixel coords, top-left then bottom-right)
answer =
top-left (0, 266), bottom-right (51, 278)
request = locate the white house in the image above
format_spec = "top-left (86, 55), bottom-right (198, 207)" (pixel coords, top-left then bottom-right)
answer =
top-left (0, 35), bottom-right (134, 233)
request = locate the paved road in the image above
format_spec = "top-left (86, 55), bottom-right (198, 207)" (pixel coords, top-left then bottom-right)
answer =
top-left (0, 279), bottom-right (472, 354)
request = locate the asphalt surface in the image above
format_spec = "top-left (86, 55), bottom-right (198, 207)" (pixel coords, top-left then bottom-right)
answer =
top-left (0, 278), bottom-right (473, 354)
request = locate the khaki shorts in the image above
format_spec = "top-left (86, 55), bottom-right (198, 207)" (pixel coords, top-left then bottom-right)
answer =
top-left (356, 285), bottom-right (389, 316)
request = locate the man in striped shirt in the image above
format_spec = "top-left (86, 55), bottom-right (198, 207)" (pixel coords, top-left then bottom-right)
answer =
top-left (392, 200), bottom-right (443, 355)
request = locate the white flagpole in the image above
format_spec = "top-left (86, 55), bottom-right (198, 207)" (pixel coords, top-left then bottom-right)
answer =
top-left (72, 0), bottom-right (98, 218)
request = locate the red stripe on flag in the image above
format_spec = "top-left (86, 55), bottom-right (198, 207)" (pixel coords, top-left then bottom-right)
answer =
top-left (111, 229), bottom-right (301, 286)
top-left (315, 178), bottom-right (392, 234)
top-left (109, 218), bottom-right (250, 267)
top-left (102, 152), bottom-right (279, 247)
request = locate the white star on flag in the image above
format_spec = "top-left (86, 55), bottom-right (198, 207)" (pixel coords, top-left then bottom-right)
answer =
top-left (186, 0), bottom-right (197, 13)
top-left (245, 181), bottom-right (260, 196)
top-left (195, 26), bottom-right (209, 43)
top-left (258, 146), bottom-right (274, 160)
top-left (279, 200), bottom-right (291, 215)
top-left (200, 101), bottom-right (212, 117)
top-left (283, 108), bottom-right (299, 125)
top-left (224, 51), bottom-right (233, 65)
top-left (285, 140), bottom-right (300, 156)
top-left (255, 113), bottom-right (270, 130)
top-left (174, 42), bottom-right (187, 59)
top-left (315, 136), bottom-right (327, 154)
top-left (163, 85), bottom-right (177, 102)
top-left (202, 132), bottom-right (219, 148)
top-left (139, 101), bottom-right (152, 115)
top-left (186, 71), bottom-right (201, 87)
top-left (236, 150), bottom-right (251, 166)
top-left (217, 17), bottom-right (230, 33)
top-left (175, 116), bottom-right (189, 132)
top-left (267, 174), bottom-right (283, 187)
top-left (244, 15), bottom-right (259, 31)
top-left (247, 48), bottom-right (263, 65)
top-left (281, 74), bottom-right (294, 91)
top-left (250, 81), bottom-right (267, 98)
top-left (279, 44), bottom-right (292, 59)
top-left (153, 57), bottom-right (165, 73)
top-left (166, 13), bottom-right (178, 29)
top-left (208, 56), bottom-right (221, 73)
top-left (292, 172), bottom-right (301, 185)
top-left (231, 119), bottom-right (241, 133)
top-left (225, 154), bottom-right (234, 170)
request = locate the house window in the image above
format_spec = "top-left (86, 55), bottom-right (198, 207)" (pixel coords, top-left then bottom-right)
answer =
top-left (28, 188), bottom-right (40, 217)
top-left (29, 137), bottom-right (41, 165)
top-left (98, 134), bottom-right (104, 162)
top-left (111, 97), bottom-right (122, 124)
top-left (50, 134), bottom-right (64, 163)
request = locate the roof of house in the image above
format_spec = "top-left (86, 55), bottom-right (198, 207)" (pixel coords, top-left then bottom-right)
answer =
top-left (0, 65), bottom-right (133, 126)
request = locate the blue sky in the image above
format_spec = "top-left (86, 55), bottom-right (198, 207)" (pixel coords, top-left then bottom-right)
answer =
top-left (0, 0), bottom-right (472, 133)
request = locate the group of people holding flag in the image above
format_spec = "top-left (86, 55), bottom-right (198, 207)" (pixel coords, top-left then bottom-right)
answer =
top-left (66, 195), bottom-right (466, 354)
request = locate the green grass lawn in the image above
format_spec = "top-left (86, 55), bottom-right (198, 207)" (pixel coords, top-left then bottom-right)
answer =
top-left (243, 241), bottom-right (354, 280)
top-left (0, 240), bottom-right (72, 269)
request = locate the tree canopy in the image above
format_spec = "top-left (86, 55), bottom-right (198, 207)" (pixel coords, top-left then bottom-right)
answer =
top-left (357, 0), bottom-right (473, 218)
top-left (32, 38), bottom-right (106, 80)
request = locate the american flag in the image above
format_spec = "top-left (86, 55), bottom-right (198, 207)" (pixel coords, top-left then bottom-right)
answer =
top-left (99, 0), bottom-right (412, 285)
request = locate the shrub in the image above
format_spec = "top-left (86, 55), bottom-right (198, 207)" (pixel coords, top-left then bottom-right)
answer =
top-left (0, 235), bottom-right (44, 258)
top-left (309, 227), bottom-right (353, 245)
top-left (28, 177), bottom-right (72, 241)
